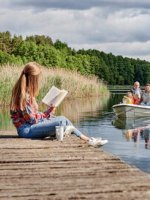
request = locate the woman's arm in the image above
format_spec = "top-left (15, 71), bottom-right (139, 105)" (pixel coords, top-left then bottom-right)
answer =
top-left (22, 104), bottom-right (42, 124)
top-left (43, 106), bottom-right (56, 118)
top-left (22, 103), bottom-right (56, 124)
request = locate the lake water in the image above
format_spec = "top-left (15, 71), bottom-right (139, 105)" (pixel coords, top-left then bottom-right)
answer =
top-left (0, 93), bottom-right (150, 174)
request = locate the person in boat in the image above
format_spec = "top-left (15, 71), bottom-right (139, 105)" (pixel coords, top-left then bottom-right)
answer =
top-left (10, 62), bottom-right (108, 147)
top-left (140, 84), bottom-right (150, 106)
top-left (133, 93), bottom-right (141, 105)
top-left (122, 91), bottom-right (140, 105)
top-left (131, 81), bottom-right (142, 99)
top-left (122, 91), bottom-right (134, 104)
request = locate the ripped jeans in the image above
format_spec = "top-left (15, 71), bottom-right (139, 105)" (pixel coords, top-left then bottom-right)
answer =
top-left (17, 116), bottom-right (82, 139)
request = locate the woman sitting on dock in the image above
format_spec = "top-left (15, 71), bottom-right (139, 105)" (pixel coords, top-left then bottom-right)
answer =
top-left (10, 62), bottom-right (108, 147)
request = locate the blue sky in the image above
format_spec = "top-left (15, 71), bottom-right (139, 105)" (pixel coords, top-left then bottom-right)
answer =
top-left (0, 0), bottom-right (150, 61)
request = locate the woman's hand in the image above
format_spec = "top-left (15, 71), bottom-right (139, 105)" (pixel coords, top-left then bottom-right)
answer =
top-left (49, 106), bottom-right (56, 114)
top-left (51, 107), bottom-right (56, 114)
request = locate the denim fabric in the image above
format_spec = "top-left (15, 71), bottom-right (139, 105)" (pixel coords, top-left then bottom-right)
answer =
top-left (17, 116), bottom-right (82, 139)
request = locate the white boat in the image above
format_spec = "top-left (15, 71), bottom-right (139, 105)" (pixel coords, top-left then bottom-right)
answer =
top-left (112, 103), bottom-right (150, 118)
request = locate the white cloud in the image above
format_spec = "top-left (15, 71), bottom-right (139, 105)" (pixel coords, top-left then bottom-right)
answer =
top-left (2, 0), bottom-right (150, 11)
top-left (0, 0), bottom-right (150, 61)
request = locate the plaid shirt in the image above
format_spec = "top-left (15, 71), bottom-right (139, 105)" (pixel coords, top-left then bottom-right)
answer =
top-left (10, 99), bottom-right (53, 128)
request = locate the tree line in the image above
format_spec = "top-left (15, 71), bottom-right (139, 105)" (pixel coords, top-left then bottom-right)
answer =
top-left (0, 31), bottom-right (150, 85)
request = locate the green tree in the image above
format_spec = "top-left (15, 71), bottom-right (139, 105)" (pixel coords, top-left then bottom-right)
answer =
top-left (0, 31), bottom-right (12, 53)
top-left (26, 35), bottom-right (53, 46)
top-left (54, 39), bottom-right (72, 55)
top-left (38, 45), bottom-right (60, 67)
top-left (13, 41), bottom-right (37, 62)
top-left (123, 58), bottom-right (134, 85)
top-left (11, 35), bottom-right (23, 53)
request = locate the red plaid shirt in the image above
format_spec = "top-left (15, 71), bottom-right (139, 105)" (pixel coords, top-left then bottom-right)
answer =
top-left (10, 98), bottom-right (53, 128)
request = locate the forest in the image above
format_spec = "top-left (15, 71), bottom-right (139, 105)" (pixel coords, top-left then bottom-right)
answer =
top-left (0, 31), bottom-right (150, 85)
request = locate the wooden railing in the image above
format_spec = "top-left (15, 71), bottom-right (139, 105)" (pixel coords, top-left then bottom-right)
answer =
top-left (108, 85), bottom-right (145, 93)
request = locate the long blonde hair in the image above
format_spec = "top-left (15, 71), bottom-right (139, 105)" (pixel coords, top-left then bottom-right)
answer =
top-left (10, 62), bottom-right (42, 111)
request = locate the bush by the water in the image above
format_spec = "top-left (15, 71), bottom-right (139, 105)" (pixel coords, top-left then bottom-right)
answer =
top-left (0, 64), bottom-right (109, 105)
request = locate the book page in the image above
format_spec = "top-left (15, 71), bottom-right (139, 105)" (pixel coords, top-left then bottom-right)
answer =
top-left (42, 86), bottom-right (68, 107)
top-left (42, 86), bottom-right (61, 106)
top-left (50, 90), bottom-right (68, 107)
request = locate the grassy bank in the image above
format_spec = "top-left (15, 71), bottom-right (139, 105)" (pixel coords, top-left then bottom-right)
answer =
top-left (0, 64), bottom-right (109, 105)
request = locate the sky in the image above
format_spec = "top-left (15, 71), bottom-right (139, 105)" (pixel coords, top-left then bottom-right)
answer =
top-left (0, 0), bottom-right (150, 61)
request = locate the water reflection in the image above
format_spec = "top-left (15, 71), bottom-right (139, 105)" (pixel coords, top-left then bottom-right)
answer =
top-left (41, 95), bottom-right (110, 123)
top-left (112, 116), bottom-right (150, 129)
top-left (123, 129), bottom-right (150, 149)
top-left (0, 95), bottom-right (110, 131)
top-left (0, 107), bottom-right (15, 130)
top-left (112, 116), bottom-right (150, 149)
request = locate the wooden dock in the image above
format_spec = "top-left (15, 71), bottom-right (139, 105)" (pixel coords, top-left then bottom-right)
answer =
top-left (0, 130), bottom-right (150, 200)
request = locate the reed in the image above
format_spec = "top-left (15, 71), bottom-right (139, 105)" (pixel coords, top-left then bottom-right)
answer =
top-left (0, 64), bottom-right (109, 105)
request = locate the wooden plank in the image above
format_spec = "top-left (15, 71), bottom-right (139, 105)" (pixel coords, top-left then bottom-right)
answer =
top-left (0, 131), bottom-right (150, 199)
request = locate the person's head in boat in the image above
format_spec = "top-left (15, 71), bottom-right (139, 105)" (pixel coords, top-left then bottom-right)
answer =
top-left (127, 91), bottom-right (133, 98)
top-left (144, 84), bottom-right (150, 93)
top-left (134, 81), bottom-right (140, 89)
top-left (131, 81), bottom-right (141, 99)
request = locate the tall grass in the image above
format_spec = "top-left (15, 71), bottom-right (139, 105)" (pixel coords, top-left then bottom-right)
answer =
top-left (0, 64), bottom-right (109, 105)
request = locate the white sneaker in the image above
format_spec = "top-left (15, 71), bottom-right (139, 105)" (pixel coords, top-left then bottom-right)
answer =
top-left (90, 137), bottom-right (102, 141)
top-left (100, 139), bottom-right (108, 146)
top-left (64, 125), bottom-right (75, 136)
top-left (88, 137), bottom-right (108, 147)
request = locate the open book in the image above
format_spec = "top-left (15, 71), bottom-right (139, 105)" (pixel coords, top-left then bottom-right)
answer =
top-left (42, 86), bottom-right (68, 107)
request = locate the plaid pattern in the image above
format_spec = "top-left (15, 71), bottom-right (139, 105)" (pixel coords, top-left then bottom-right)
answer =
top-left (10, 100), bottom-right (53, 128)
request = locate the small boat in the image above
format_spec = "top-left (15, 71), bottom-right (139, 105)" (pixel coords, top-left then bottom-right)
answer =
top-left (112, 103), bottom-right (150, 118)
